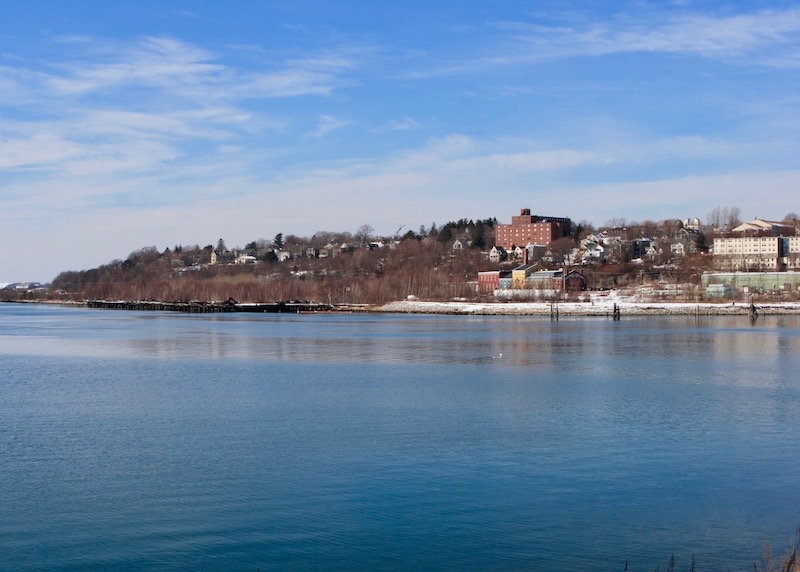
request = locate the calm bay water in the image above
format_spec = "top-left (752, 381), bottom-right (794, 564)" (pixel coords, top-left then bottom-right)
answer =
top-left (1, 303), bottom-right (799, 571)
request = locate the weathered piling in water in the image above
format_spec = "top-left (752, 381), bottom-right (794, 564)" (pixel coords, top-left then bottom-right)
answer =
top-left (749, 300), bottom-right (758, 321)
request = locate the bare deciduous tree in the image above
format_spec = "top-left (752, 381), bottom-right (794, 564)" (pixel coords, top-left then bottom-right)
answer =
top-left (547, 237), bottom-right (576, 263)
top-left (706, 206), bottom-right (742, 230)
top-left (355, 224), bottom-right (374, 246)
top-left (603, 217), bottom-right (627, 229)
top-left (724, 206), bottom-right (742, 228)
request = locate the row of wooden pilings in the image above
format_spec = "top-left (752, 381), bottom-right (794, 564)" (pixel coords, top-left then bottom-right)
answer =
top-left (86, 300), bottom-right (236, 313)
top-left (85, 300), bottom-right (337, 313)
top-left (548, 301), bottom-right (621, 321)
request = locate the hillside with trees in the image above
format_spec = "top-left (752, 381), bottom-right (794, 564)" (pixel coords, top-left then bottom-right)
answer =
top-left (48, 219), bottom-right (498, 304)
top-left (10, 209), bottom-right (796, 305)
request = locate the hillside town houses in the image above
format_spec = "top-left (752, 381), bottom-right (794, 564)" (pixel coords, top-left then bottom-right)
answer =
top-left (192, 207), bottom-right (800, 300)
top-left (14, 204), bottom-right (799, 302)
top-left (476, 207), bottom-right (800, 299)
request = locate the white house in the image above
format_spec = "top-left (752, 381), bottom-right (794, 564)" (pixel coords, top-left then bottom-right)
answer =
top-left (581, 241), bottom-right (605, 264)
top-left (451, 238), bottom-right (468, 252)
top-left (488, 245), bottom-right (507, 263)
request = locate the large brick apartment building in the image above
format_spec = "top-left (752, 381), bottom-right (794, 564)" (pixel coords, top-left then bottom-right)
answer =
top-left (495, 208), bottom-right (572, 249)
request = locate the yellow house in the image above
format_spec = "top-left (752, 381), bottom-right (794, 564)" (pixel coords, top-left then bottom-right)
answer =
top-left (511, 264), bottom-right (536, 288)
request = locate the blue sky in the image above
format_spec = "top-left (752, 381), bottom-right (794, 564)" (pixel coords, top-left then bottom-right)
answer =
top-left (2, 1), bottom-right (799, 281)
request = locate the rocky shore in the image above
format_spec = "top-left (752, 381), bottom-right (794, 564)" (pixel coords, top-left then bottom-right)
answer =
top-left (375, 299), bottom-right (800, 316)
top-left (7, 298), bottom-right (800, 317)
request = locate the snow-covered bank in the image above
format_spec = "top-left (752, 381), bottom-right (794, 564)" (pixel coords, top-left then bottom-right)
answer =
top-left (375, 299), bottom-right (800, 316)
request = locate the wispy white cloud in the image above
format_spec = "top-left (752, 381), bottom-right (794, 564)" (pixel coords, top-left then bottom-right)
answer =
top-left (0, 35), bottom-right (357, 184)
top-left (42, 36), bottom-right (351, 99)
top-left (0, 109), bottom-right (210, 176)
top-left (48, 37), bottom-right (222, 94)
top-left (0, 133), bottom-right (84, 169)
top-left (558, 9), bottom-right (800, 62)
top-left (378, 134), bottom-right (612, 176)
top-left (312, 114), bottom-right (351, 137)
top-left (385, 116), bottom-right (422, 131)
top-left (409, 8), bottom-right (800, 77)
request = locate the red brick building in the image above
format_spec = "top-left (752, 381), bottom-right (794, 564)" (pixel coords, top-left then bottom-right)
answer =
top-left (477, 270), bottom-right (512, 294)
top-left (495, 208), bottom-right (572, 249)
top-left (478, 271), bottom-right (500, 294)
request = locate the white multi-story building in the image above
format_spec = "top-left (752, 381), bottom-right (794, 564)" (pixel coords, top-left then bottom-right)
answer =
top-left (786, 236), bottom-right (800, 270)
top-left (713, 236), bottom-right (782, 271)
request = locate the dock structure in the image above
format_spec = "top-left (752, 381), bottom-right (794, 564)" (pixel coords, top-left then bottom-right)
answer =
top-left (86, 300), bottom-right (338, 314)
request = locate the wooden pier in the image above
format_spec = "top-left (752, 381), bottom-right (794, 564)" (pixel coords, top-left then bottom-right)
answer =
top-left (86, 299), bottom-right (338, 314)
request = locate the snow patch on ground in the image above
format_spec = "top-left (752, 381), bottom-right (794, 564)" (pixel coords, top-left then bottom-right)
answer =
top-left (376, 298), bottom-right (800, 316)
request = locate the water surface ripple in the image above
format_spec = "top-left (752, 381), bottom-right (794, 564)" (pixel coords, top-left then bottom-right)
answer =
top-left (1, 304), bottom-right (799, 570)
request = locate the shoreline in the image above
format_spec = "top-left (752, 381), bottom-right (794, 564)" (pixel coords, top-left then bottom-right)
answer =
top-left (373, 299), bottom-right (800, 316)
top-left (6, 298), bottom-right (800, 316)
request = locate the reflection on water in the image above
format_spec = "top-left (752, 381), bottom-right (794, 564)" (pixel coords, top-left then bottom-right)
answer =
top-left (3, 306), bottom-right (800, 376)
